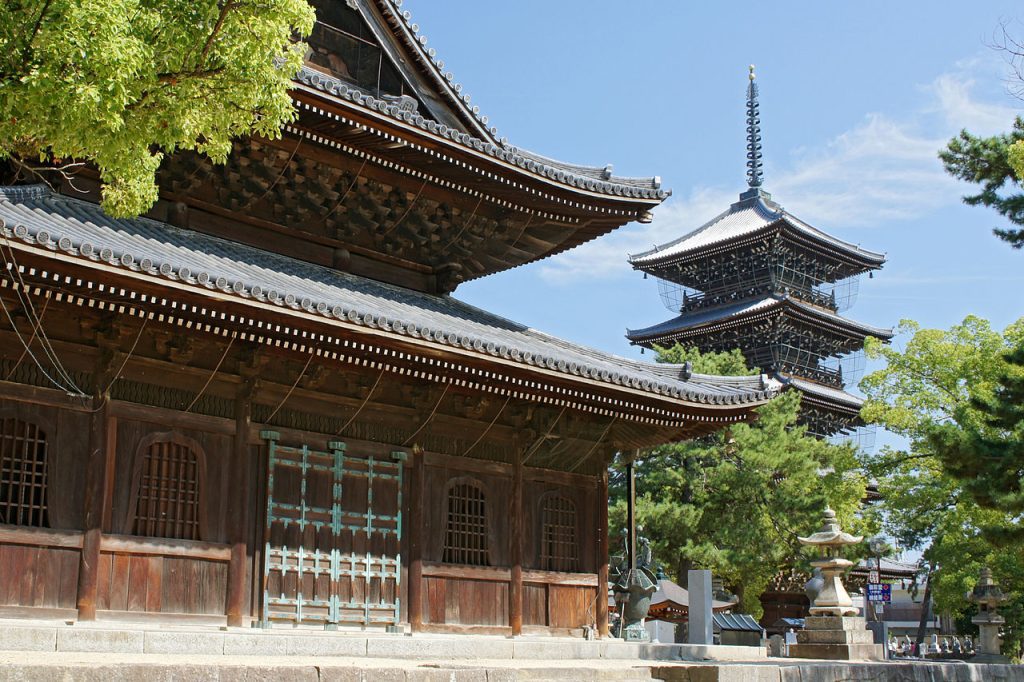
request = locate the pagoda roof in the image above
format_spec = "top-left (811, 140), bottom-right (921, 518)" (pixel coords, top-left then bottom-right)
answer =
top-left (628, 190), bottom-right (885, 270)
top-left (783, 376), bottom-right (864, 413)
top-left (0, 185), bottom-right (777, 410)
top-left (626, 294), bottom-right (893, 346)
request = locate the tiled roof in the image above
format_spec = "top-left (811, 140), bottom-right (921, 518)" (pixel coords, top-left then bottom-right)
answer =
top-left (374, 0), bottom-right (498, 143)
top-left (714, 613), bottom-right (764, 633)
top-left (783, 376), bottom-right (864, 410)
top-left (650, 579), bottom-right (734, 613)
top-left (0, 186), bottom-right (775, 408)
top-left (626, 295), bottom-right (893, 344)
top-left (294, 66), bottom-right (669, 202)
top-left (370, 0), bottom-right (666, 201)
top-left (629, 191), bottom-right (885, 266)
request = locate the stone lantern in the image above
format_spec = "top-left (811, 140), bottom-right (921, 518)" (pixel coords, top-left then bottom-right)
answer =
top-left (967, 567), bottom-right (1009, 663)
top-left (789, 507), bottom-right (883, 661)
top-left (800, 507), bottom-right (861, 616)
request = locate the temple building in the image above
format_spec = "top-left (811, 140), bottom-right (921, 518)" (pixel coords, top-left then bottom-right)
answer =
top-left (626, 67), bottom-right (891, 439)
top-left (0, 1), bottom-right (776, 635)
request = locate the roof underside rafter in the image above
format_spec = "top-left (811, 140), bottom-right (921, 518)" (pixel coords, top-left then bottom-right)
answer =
top-left (626, 295), bottom-right (893, 347)
top-left (0, 185), bottom-right (777, 433)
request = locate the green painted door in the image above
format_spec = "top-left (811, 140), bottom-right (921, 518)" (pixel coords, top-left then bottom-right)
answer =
top-left (261, 431), bottom-right (404, 627)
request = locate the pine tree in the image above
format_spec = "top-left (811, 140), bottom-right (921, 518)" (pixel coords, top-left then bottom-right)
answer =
top-left (929, 341), bottom-right (1024, 544)
top-left (610, 346), bottom-right (868, 617)
top-left (940, 117), bottom-right (1024, 249)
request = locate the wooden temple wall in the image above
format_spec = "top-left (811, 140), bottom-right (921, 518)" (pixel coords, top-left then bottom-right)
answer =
top-left (412, 453), bottom-right (601, 633)
top-left (0, 397), bottom-right (243, 623)
top-left (0, 387), bottom-right (607, 634)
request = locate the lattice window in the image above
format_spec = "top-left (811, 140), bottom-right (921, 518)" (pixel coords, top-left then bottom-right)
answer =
top-left (0, 418), bottom-right (49, 527)
top-left (541, 495), bottom-right (578, 572)
top-left (131, 437), bottom-right (202, 540)
top-left (442, 481), bottom-right (489, 566)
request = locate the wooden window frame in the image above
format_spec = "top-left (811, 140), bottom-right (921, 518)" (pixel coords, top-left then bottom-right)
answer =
top-left (125, 431), bottom-right (207, 541)
top-left (0, 415), bottom-right (50, 528)
top-left (441, 477), bottom-right (490, 567)
top-left (539, 492), bottom-right (579, 573)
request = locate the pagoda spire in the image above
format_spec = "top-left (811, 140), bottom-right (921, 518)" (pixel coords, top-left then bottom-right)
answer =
top-left (746, 64), bottom-right (764, 188)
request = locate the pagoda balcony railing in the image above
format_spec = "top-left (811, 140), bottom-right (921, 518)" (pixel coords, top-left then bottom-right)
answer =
top-left (672, 284), bottom-right (838, 315)
top-left (777, 362), bottom-right (844, 388)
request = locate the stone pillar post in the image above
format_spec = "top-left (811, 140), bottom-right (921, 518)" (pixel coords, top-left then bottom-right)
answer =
top-left (687, 569), bottom-right (713, 645)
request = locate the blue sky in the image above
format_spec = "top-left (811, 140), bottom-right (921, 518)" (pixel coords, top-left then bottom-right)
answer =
top-left (404, 1), bottom-right (1024, 374)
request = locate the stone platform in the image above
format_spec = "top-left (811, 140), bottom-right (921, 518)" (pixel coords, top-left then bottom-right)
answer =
top-left (789, 615), bottom-right (884, 661)
top-left (0, 617), bottom-right (761, 662)
top-left (0, 619), bottom-right (1019, 681)
top-left (0, 651), bottom-right (1021, 682)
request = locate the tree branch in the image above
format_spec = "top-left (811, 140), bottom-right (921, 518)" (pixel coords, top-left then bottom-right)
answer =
top-left (199, 2), bottom-right (240, 69)
top-left (19, 0), bottom-right (53, 72)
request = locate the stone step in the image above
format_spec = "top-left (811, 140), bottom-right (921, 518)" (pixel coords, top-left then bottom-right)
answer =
top-left (0, 619), bottom-right (765, 662)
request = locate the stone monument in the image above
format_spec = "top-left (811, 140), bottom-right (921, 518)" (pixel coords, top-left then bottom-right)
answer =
top-left (788, 507), bottom-right (884, 661)
top-left (688, 569), bottom-right (713, 645)
top-left (967, 567), bottom-right (1010, 664)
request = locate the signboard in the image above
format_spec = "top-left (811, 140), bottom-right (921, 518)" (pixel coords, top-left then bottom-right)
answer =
top-left (868, 570), bottom-right (880, 584)
top-left (866, 583), bottom-right (891, 603)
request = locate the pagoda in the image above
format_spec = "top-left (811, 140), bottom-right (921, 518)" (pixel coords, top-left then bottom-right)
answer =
top-left (626, 67), bottom-right (891, 439)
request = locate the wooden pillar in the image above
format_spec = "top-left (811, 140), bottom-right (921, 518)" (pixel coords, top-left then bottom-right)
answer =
top-left (407, 446), bottom-right (425, 631)
top-left (226, 379), bottom-right (255, 627)
top-left (509, 448), bottom-right (524, 635)
top-left (596, 466), bottom-right (610, 638)
top-left (77, 350), bottom-right (117, 621)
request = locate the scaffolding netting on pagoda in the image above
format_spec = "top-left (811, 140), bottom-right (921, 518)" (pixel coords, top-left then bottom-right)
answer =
top-left (656, 272), bottom-right (861, 317)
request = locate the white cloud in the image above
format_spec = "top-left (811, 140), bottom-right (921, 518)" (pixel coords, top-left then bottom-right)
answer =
top-left (538, 58), bottom-right (1018, 285)
top-left (932, 72), bottom-right (1017, 135)
top-left (770, 114), bottom-right (953, 227)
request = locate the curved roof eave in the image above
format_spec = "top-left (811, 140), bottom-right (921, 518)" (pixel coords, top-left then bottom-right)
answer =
top-left (294, 67), bottom-right (671, 204)
top-left (626, 295), bottom-right (893, 344)
top-left (0, 185), bottom-right (773, 411)
top-left (628, 194), bottom-right (885, 268)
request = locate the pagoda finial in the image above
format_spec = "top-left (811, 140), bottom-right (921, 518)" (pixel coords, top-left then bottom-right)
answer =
top-left (746, 64), bottom-right (764, 188)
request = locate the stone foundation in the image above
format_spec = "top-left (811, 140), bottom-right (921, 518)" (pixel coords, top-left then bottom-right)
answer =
top-left (788, 615), bottom-right (884, 661)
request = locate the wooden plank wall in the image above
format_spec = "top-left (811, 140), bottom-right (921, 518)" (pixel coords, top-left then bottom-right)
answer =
top-left (0, 397), bottom-right (239, 621)
top-left (416, 455), bottom-right (600, 631)
top-left (95, 552), bottom-right (228, 616)
top-left (0, 529), bottom-right (82, 612)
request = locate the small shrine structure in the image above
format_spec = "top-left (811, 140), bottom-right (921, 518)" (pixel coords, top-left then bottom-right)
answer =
top-left (625, 67), bottom-right (892, 439)
top-left (0, 0), bottom-right (777, 636)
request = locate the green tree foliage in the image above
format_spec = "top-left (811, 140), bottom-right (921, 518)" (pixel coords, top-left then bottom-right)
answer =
top-left (610, 346), bottom-right (869, 618)
top-left (940, 117), bottom-right (1024, 248)
top-left (860, 316), bottom-right (1024, 656)
top-left (928, 341), bottom-right (1024, 546)
top-left (0, 0), bottom-right (315, 217)
top-left (652, 345), bottom-right (754, 377)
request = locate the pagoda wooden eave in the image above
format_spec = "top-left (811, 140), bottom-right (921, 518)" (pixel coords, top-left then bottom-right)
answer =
top-left (629, 194), bottom-right (885, 280)
top-left (149, 78), bottom-right (668, 294)
top-left (626, 296), bottom-right (893, 348)
top-left (288, 78), bottom-right (666, 215)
